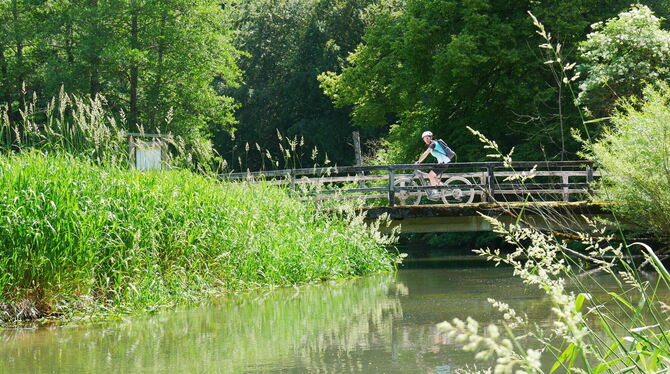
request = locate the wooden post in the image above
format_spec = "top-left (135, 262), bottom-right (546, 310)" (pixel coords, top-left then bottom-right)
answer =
top-left (480, 172), bottom-right (488, 203)
top-left (289, 169), bottom-right (296, 195)
top-left (128, 135), bottom-right (135, 168)
top-left (353, 131), bottom-right (362, 166)
top-left (586, 165), bottom-right (594, 195)
top-left (388, 169), bottom-right (395, 207)
top-left (586, 165), bottom-right (594, 182)
top-left (487, 166), bottom-right (495, 201)
top-left (353, 131), bottom-right (365, 188)
top-left (562, 175), bottom-right (569, 202)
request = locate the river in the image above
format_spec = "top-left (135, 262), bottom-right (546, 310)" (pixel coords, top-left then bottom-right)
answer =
top-left (0, 259), bottom-right (626, 373)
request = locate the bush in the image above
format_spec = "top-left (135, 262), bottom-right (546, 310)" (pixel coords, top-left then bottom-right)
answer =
top-left (586, 84), bottom-right (670, 245)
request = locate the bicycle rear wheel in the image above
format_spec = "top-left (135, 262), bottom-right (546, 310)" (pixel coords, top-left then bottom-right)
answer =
top-left (393, 177), bottom-right (422, 205)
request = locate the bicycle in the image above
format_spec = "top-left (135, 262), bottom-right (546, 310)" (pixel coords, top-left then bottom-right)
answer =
top-left (393, 170), bottom-right (475, 205)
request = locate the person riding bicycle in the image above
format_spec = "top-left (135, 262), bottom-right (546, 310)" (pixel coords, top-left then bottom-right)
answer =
top-left (414, 130), bottom-right (451, 200)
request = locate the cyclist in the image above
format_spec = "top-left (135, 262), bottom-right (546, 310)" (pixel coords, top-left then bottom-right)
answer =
top-left (414, 130), bottom-right (451, 200)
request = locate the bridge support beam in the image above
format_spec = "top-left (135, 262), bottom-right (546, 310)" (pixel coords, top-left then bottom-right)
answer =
top-left (360, 202), bottom-right (615, 234)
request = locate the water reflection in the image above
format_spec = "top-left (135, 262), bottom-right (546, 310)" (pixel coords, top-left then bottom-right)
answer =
top-left (0, 267), bottom-right (571, 373)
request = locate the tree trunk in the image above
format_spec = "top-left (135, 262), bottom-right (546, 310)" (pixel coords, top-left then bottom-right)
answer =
top-left (129, 8), bottom-right (139, 130)
top-left (12, 0), bottom-right (25, 104)
top-left (149, 12), bottom-right (167, 128)
top-left (0, 46), bottom-right (12, 125)
top-left (88, 0), bottom-right (100, 98)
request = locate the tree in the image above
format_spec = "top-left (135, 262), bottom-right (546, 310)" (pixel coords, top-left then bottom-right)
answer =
top-left (319, 0), bottom-right (659, 163)
top-left (219, 0), bottom-right (384, 170)
top-left (2, 0), bottom-right (242, 144)
top-left (577, 4), bottom-right (670, 118)
top-left (0, 0), bottom-right (41, 122)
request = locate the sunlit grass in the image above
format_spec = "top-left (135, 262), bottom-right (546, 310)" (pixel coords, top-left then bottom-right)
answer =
top-left (0, 151), bottom-right (398, 323)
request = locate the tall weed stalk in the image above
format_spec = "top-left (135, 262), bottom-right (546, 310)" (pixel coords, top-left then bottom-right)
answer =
top-left (437, 14), bottom-right (670, 373)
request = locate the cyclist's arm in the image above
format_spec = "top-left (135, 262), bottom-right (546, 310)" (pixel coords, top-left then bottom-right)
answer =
top-left (415, 148), bottom-right (432, 164)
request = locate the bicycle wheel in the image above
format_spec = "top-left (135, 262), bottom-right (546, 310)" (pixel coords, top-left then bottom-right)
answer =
top-left (393, 177), bottom-right (422, 205)
top-left (440, 176), bottom-right (475, 204)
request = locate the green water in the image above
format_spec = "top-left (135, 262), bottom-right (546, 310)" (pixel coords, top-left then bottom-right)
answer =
top-left (0, 265), bottom-right (609, 373)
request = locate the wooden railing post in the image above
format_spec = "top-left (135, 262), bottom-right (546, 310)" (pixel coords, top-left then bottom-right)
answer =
top-left (562, 175), bottom-right (569, 202)
top-left (480, 171), bottom-right (488, 203)
top-left (586, 164), bottom-right (594, 195)
top-left (586, 165), bottom-right (594, 182)
top-left (487, 166), bottom-right (495, 201)
top-left (353, 131), bottom-right (365, 188)
top-left (388, 168), bottom-right (395, 207)
top-left (289, 169), bottom-right (296, 194)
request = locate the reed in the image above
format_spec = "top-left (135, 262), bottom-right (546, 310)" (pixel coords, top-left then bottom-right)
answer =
top-left (0, 152), bottom-right (398, 323)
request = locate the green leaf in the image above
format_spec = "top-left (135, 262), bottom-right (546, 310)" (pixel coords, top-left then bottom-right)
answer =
top-left (593, 357), bottom-right (624, 373)
top-left (550, 343), bottom-right (576, 373)
top-left (608, 292), bottom-right (635, 311)
top-left (575, 293), bottom-right (589, 312)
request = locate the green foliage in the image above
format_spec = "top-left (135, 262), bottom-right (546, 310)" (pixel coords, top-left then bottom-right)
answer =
top-left (0, 152), bottom-right (398, 322)
top-left (578, 4), bottom-right (670, 117)
top-left (220, 0), bottom-right (386, 170)
top-left (441, 213), bottom-right (670, 372)
top-left (587, 84), bottom-right (670, 244)
top-left (0, 0), bottom-right (241, 143)
top-left (319, 0), bottom-right (666, 164)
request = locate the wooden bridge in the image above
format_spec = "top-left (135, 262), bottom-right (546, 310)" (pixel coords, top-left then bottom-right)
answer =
top-left (224, 161), bottom-right (607, 233)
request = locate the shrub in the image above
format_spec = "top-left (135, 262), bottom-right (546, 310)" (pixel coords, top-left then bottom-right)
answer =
top-left (577, 5), bottom-right (670, 117)
top-left (586, 84), bottom-right (670, 245)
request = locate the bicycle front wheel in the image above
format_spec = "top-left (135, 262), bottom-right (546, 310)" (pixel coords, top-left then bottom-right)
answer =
top-left (440, 176), bottom-right (475, 204)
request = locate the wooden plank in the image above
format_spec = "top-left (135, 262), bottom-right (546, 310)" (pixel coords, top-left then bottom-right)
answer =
top-left (259, 170), bottom-right (601, 186)
top-left (222, 160), bottom-right (596, 179)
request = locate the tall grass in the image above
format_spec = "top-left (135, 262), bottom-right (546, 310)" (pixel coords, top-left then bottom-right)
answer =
top-left (0, 152), bottom-right (398, 322)
top-left (0, 89), bottom-right (218, 171)
top-left (1, 89), bottom-right (127, 165)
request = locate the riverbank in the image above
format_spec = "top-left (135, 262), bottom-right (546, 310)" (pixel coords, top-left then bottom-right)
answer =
top-left (0, 152), bottom-right (399, 324)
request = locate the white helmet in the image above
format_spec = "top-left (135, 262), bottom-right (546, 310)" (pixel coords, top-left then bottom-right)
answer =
top-left (421, 131), bottom-right (433, 138)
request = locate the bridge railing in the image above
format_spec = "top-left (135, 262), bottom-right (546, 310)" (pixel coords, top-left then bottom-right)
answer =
top-left (221, 161), bottom-right (599, 206)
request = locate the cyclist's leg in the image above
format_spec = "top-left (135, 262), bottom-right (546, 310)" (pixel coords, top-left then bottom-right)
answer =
top-left (431, 163), bottom-right (448, 185)
top-left (427, 170), bottom-right (440, 186)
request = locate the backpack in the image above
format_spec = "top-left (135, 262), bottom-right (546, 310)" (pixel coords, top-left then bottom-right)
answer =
top-left (436, 139), bottom-right (456, 159)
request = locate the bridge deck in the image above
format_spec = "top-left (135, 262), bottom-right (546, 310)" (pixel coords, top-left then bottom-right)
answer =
top-left (359, 201), bottom-right (611, 233)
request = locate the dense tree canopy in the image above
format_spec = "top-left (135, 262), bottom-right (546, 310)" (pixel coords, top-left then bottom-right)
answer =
top-left (218, 0), bottom-right (387, 170)
top-left (319, 0), bottom-right (669, 163)
top-left (3, 0), bottom-right (670, 171)
top-left (0, 0), bottom-right (241, 140)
